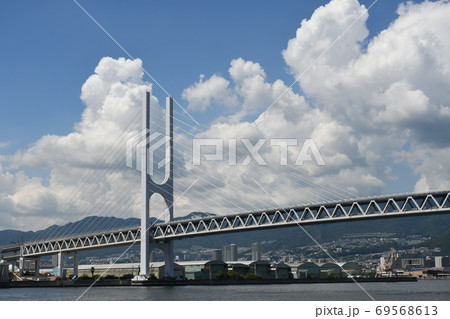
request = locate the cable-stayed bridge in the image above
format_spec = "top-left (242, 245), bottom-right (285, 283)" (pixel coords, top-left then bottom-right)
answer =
top-left (2, 92), bottom-right (450, 280)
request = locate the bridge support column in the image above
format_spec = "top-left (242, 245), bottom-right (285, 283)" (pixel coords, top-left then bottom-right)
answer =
top-left (19, 257), bottom-right (24, 276)
top-left (34, 257), bottom-right (40, 278)
top-left (164, 241), bottom-right (174, 278)
top-left (73, 252), bottom-right (78, 278)
top-left (56, 252), bottom-right (64, 277)
top-left (150, 241), bottom-right (174, 279)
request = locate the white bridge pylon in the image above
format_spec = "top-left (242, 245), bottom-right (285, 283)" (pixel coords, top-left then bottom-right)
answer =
top-left (137, 91), bottom-right (174, 280)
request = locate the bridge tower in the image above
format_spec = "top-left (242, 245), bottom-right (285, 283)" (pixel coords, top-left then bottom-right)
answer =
top-left (135, 92), bottom-right (174, 281)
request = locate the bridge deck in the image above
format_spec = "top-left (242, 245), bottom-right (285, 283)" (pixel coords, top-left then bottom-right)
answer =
top-left (2, 190), bottom-right (449, 258)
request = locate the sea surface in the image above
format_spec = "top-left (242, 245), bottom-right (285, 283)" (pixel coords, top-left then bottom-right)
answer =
top-left (0, 280), bottom-right (449, 301)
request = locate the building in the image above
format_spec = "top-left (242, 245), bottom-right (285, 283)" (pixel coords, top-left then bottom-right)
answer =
top-left (0, 261), bottom-right (9, 282)
top-left (286, 262), bottom-right (302, 279)
top-left (179, 260), bottom-right (227, 280)
top-left (379, 248), bottom-right (402, 272)
top-left (435, 256), bottom-right (449, 268)
top-left (319, 263), bottom-right (342, 278)
top-left (409, 268), bottom-right (429, 278)
top-left (222, 245), bottom-right (229, 261)
top-left (222, 244), bottom-right (237, 262)
top-left (339, 262), bottom-right (362, 278)
top-left (248, 260), bottom-right (272, 279)
top-left (400, 258), bottom-right (424, 270)
top-left (296, 262), bottom-right (320, 279)
top-left (212, 249), bottom-right (222, 261)
top-left (150, 251), bottom-right (158, 262)
top-left (230, 244), bottom-right (237, 261)
top-left (252, 242), bottom-right (261, 261)
top-left (74, 262), bottom-right (184, 279)
top-left (149, 262), bottom-right (184, 279)
top-left (227, 262), bottom-right (249, 277)
top-left (272, 263), bottom-right (291, 279)
top-left (425, 256), bottom-right (435, 268)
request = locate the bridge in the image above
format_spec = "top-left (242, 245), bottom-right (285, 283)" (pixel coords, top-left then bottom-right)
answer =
top-left (1, 92), bottom-right (449, 280)
top-left (4, 190), bottom-right (450, 258)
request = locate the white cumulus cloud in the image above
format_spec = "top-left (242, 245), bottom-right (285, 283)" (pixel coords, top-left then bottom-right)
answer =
top-left (182, 74), bottom-right (238, 112)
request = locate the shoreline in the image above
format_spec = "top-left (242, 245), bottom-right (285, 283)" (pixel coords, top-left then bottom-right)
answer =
top-left (1, 277), bottom-right (418, 288)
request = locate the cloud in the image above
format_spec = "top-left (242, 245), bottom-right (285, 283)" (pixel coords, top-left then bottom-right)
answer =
top-left (2, 0), bottom-right (450, 231)
top-left (5, 57), bottom-right (152, 170)
top-left (281, 0), bottom-right (450, 191)
top-left (0, 57), bottom-right (154, 230)
top-left (282, 0), bottom-right (369, 70)
top-left (182, 74), bottom-right (238, 112)
top-left (179, 0), bottom-right (450, 212)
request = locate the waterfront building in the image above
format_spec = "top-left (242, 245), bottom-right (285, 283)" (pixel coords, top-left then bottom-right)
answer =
top-left (226, 260), bottom-right (272, 279)
top-left (179, 260), bottom-right (227, 280)
top-left (212, 249), bottom-right (222, 261)
top-left (74, 262), bottom-right (184, 279)
top-left (227, 262), bottom-right (249, 277)
top-left (252, 242), bottom-right (261, 261)
top-left (296, 262), bottom-right (320, 279)
top-left (0, 262), bottom-right (9, 282)
top-left (248, 260), bottom-right (272, 279)
top-left (149, 262), bottom-right (185, 279)
top-left (435, 256), bottom-right (449, 268)
top-left (271, 263), bottom-right (291, 279)
top-left (338, 262), bottom-right (362, 277)
top-left (222, 244), bottom-right (237, 261)
top-left (222, 245), bottom-right (230, 261)
top-left (230, 244), bottom-right (237, 261)
top-left (319, 263), bottom-right (342, 278)
top-left (286, 262), bottom-right (302, 279)
top-left (400, 258), bottom-right (424, 270)
top-left (425, 256), bottom-right (435, 268)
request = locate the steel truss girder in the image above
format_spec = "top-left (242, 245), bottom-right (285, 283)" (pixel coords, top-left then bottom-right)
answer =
top-left (15, 190), bottom-right (450, 258)
top-left (152, 190), bottom-right (450, 239)
top-left (21, 228), bottom-right (141, 257)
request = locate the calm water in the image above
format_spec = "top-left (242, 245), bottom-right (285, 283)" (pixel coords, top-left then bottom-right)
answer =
top-left (0, 280), bottom-right (449, 301)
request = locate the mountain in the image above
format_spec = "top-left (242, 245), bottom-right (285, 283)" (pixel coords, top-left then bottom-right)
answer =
top-left (425, 232), bottom-right (450, 255)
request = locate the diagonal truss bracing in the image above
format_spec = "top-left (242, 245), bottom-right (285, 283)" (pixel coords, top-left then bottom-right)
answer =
top-left (152, 190), bottom-right (450, 240)
top-left (8, 190), bottom-right (450, 258)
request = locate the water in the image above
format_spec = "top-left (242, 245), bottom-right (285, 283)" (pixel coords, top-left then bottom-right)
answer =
top-left (0, 280), bottom-right (449, 301)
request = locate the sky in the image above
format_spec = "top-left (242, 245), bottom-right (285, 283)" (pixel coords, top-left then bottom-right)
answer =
top-left (1, 0), bottom-right (449, 231)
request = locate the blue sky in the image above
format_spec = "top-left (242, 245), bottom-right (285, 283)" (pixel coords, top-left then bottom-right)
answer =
top-left (1, 0), bottom-right (449, 230)
top-left (0, 0), bottom-right (409, 147)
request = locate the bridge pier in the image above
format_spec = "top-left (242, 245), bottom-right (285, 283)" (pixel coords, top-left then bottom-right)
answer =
top-left (19, 257), bottom-right (24, 276)
top-left (73, 252), bottom-right (79, 278)
top-left (150, 241), bottom-right (174, 279)
top-left (53, 252), bottom-right (78, 278)
top-left (56, 252), bottom-right (64, 277)
top-left (34, 257), bottom-right (40, 278)
top-left (17, 256), bottom-right (40, 277)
